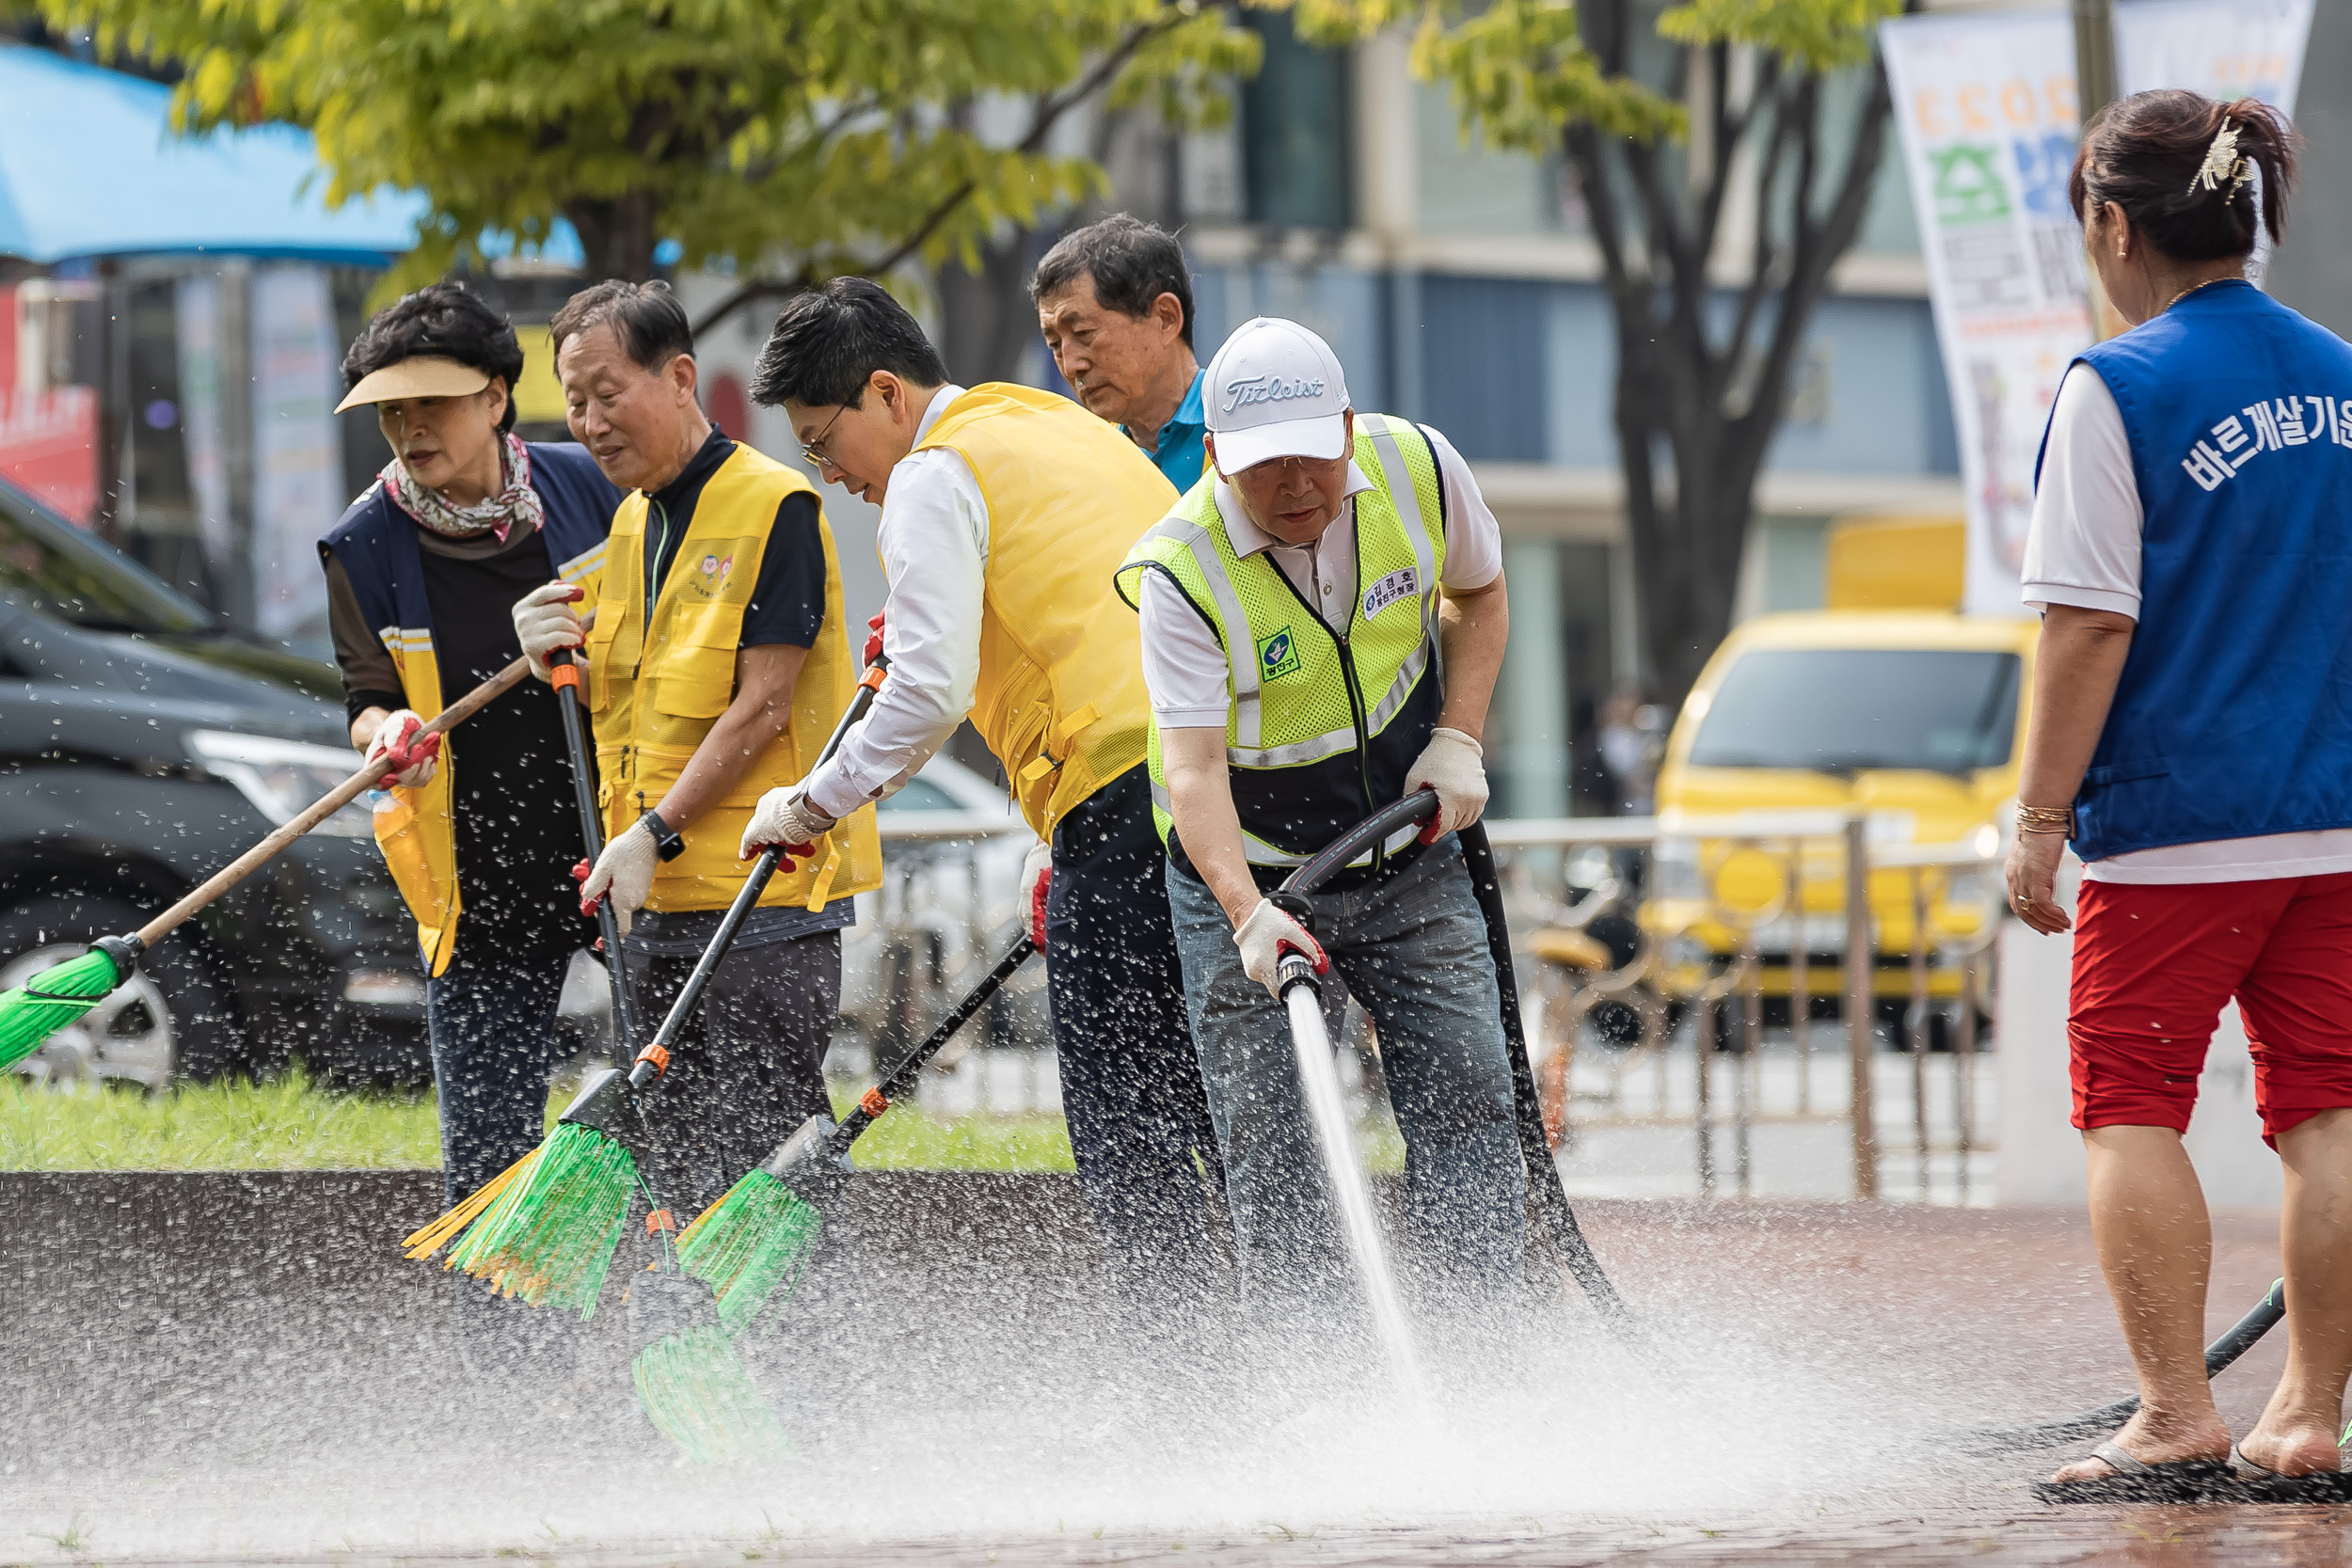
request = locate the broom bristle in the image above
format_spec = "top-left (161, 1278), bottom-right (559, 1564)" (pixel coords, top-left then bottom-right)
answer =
top-left (403, 1146), bottom-right (540, 1259)
top-left (675, 1169), bottom-right (824, 1335)
top-left (442, 1122), bottom-right (636, 1318)
top-left (632, 1323), bottom-right (793, 1465)
top-left (0, 949), bottom-right (122, 1071)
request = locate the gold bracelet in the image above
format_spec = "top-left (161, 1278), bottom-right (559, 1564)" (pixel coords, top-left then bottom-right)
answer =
top-left (2017, 824), bottom-right (2073, 835)
top-left (2016, 803), bottom-right (2074, 833)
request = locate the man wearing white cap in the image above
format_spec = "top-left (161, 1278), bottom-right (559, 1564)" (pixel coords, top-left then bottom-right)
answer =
top-left (1115, 316), bottom-right (1525, 1323)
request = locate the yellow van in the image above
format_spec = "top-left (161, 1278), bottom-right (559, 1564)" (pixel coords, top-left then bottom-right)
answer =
top-left (1638, 597), bottom-right (2035, 1042)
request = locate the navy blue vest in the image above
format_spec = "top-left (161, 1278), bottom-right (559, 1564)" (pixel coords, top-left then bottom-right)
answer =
top-left (318, 441), bottom-right (618, 656)
top-left (2045, 281), bottom-right (2352, 861)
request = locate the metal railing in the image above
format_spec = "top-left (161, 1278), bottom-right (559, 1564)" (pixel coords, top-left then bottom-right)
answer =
top-left (1487, 812), bottom-right (2004, 1204)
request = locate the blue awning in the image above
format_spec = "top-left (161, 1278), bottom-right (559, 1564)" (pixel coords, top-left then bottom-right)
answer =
top-left (0, 44), bottom-right (424, 265)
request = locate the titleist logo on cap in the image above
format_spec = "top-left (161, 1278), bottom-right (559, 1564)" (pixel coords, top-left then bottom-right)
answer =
top-left (1220, 374), bottom-right (1328, 415)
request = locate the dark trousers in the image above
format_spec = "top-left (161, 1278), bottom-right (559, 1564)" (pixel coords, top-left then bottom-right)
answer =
top-left (425, 942), bottom-right (580, 1381)
top-left (1047, 768), bottom-right (1229, 1297)
top-left (621, 929), bottom-right (840, 1217)
top-left (427, 944), bottom-right (576, 1207)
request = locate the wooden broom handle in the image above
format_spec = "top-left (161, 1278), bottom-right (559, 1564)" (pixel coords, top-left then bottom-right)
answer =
top-left (134, 653), bottom-right (537, 948)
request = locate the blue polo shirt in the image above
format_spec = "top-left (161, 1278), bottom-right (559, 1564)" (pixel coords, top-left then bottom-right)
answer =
top-left (1127, 368), bottom-right (1205, 491)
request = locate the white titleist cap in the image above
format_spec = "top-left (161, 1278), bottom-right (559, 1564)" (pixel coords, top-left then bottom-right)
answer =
top-left (1202, 316), bottom-right (1351, 473)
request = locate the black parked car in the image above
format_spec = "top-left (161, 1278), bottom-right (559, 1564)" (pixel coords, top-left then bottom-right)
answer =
top-left (0, 476), bottom-right (434, 1085)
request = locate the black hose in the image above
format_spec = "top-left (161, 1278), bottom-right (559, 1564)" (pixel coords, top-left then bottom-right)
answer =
top-left (1274, 795), bottom-right (1638, 1337)
top-left (1964, 1279), bottom-right (2286, 1451)
top-left (1459, 820), bottom-right (1638, 1337)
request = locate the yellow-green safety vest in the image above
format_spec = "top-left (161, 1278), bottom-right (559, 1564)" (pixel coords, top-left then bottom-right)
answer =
top-left (1114, 412), bottom-right (1447, 880)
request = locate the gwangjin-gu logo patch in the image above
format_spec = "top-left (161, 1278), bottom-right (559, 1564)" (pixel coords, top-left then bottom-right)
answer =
top-left (1361, 567), bottom-right (1420, 620)
top-left (1257, 626), bottom-right (1302, 682)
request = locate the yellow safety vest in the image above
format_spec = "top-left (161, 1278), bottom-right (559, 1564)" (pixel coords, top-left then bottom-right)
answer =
top-left (911, 383), bottom-right (1175, 839)
top-left (583, 442), bottom-right (882, 912)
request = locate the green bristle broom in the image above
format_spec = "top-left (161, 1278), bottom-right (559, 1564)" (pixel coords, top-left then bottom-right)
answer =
top-left (412, 652), bottom-right (888, 1460)
top-left (678, 929), bottom-right (1039, 1334)
top-left (0, 657), bottom-right (532, 1075)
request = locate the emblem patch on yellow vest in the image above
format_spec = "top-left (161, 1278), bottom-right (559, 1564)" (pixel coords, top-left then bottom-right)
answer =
top-left (1258, 625), bottom-right (1301, 682)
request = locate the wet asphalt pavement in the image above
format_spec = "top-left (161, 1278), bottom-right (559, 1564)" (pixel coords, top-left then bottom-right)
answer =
top-left (1, 1172), bottom-right (2341, 1565)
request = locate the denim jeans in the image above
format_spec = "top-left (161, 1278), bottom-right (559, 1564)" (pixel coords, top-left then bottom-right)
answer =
top-left (425, 942), bottom-right (580, 1382)
top-left (1166, 836), bottom-right (1525, 1323)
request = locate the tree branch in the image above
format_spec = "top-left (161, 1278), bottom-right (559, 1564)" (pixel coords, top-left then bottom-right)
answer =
top-left (691, 12), bottom-right (1179, 339)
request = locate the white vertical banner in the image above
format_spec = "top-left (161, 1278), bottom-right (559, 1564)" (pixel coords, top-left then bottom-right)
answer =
top-left (1882, 9), bottom-right (2088, 620)
top-left (249, 264), bottom-right (342, 641)
top-left (1884, 2), bottom-right (2315, 618)
top-left (173, 273), bottom-right (231, 570)
top-left (2116, 0), bottom-right (2312, 116)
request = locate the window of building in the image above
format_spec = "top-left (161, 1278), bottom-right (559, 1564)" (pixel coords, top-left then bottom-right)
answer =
top-left (1241, 11), bottom-right (1351, 230)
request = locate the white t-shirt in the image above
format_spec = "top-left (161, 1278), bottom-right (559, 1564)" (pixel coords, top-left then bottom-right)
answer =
top-left (1136, 423), bottom-right (1503, 728)
top-left (2024, 364), bottom-right (2352, 882)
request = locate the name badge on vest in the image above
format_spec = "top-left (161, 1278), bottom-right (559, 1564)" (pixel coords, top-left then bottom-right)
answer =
top-left (1361, 566), bottom-right (1420, 620)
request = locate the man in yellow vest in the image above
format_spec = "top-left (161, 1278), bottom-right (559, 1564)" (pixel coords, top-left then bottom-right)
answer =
top-left (1116, 317), bottom-right (1525, 1327)
top-left (508, 280), bottom-right (881, 1214)
top-left (739, 277), bottom-right (1224, 1298)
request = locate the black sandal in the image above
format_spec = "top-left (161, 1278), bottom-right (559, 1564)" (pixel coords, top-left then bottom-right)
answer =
top-left (2230, 1441), bottom-right (2352, 1503)
top-left (2032, 1440), bottom-right (2246, 1504)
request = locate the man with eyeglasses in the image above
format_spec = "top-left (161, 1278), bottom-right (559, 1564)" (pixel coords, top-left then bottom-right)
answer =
top-left (739, 277), bottom-right (1228, 1309)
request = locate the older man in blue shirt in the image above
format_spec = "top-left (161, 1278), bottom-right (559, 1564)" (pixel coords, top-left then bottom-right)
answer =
top-left (1031, 214), bottom-right (1206, 491)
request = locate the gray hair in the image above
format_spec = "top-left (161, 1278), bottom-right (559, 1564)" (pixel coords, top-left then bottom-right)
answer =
top-left (1028, 214), bottom-right (1194, 347)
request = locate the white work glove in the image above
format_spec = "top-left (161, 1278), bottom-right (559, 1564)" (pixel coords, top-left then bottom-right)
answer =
top-left (1019, 840), bottom-right (1052, 947)
top-left (1233, 898), bottom-right (1328, 1000)
top-left (740, 784), bottom-right (835, 862)
top-left (363, 709), bottom-right (440, 789)
top-left (1403, 726), bottom-right (1488, 843)
top-left (514, 581), bottom-right (587, 682)
top-left (579, 819), bottom-right (660, 939)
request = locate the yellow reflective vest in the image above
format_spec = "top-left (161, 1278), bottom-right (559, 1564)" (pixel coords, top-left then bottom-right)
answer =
top-left (583, 441), bottom-right (882, 912)
top-left (910, 383), bottom-right (1176, 839)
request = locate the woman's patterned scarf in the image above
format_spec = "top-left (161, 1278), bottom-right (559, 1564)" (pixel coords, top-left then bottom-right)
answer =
top-left (381, 431), bottom-right (544, 544)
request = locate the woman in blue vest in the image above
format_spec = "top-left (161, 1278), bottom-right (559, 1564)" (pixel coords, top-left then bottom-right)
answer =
top-left (2009, 92), bottom-right (2352, 1500)
top-left (318, 285), bottom-right (622, 1374)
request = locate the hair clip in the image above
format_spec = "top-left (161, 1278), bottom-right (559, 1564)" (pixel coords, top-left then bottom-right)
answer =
top-left (2190, 122), bottom-right (2251, 198)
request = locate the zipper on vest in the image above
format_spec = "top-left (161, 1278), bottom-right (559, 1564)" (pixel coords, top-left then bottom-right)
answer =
top-left (1271, 558), bottom-right (1381, 870)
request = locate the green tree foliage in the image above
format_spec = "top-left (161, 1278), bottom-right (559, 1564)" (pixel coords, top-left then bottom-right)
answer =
top-left (1295, 0), bottom-right (1905, 698)
top-left (41, 0), bottom-right (1257, 295)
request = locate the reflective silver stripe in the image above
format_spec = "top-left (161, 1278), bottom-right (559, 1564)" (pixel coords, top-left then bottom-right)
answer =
top-left (1245, 820), bottom-right (1420, 870)
top-left (1145, 512), bottom-right (1262, 749)
top-left (1361, 638), bottom-right (1431, 737)
top-left (1150, 776), bottom-right (1308, 867)
top-left (1359, 412), bottom-right (1444, 689)
top-left (1241, 832), bottom-right (1310, 868)
top-left (555, 541), bottom-right (608, 580)
top-left (1227, 723), bottom-right (1356, 769)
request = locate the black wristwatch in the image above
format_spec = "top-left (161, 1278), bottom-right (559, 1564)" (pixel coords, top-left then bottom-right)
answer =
top-left (640, 807), bottom-right (687, 862)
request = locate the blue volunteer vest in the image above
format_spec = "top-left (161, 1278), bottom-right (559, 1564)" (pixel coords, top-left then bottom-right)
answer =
top-left (2042, 281), bottom-right (2352, 861)
top-left (318, 441), bottom-right (616, 971)
top-left (319, 441), bottom-right (617, 661)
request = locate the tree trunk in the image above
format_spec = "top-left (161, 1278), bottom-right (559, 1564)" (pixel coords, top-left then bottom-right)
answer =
top-left (935, 227), bottom-right (1040, 387)
top-left (565, 192), bottom-right (660, 282)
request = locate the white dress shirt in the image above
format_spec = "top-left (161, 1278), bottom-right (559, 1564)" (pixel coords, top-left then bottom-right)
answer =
top-left (2024, 362), bottom-right (2352, 882)
top-left (804, 385), bottom-right (985, 820)
top-left (1136, 422), bottom-right (1505, 728)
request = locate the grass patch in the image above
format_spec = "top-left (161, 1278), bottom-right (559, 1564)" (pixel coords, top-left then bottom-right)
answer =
top-left (0, 1067), bottom-right (469, 1171)
top-left (834, 1101), bottom-right (1075, 1173)
top-left (1, 1069), bottom-right (1082, 1173)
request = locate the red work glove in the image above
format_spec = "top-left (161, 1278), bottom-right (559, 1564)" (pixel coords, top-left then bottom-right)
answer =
top-left (366, 710), bottom-right (441, 788)
top-left (865, 610), bottom-right (885, 667)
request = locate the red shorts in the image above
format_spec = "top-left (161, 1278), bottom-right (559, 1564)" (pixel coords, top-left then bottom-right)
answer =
top-left (2070, 870), bottom-right (2352, 1144)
